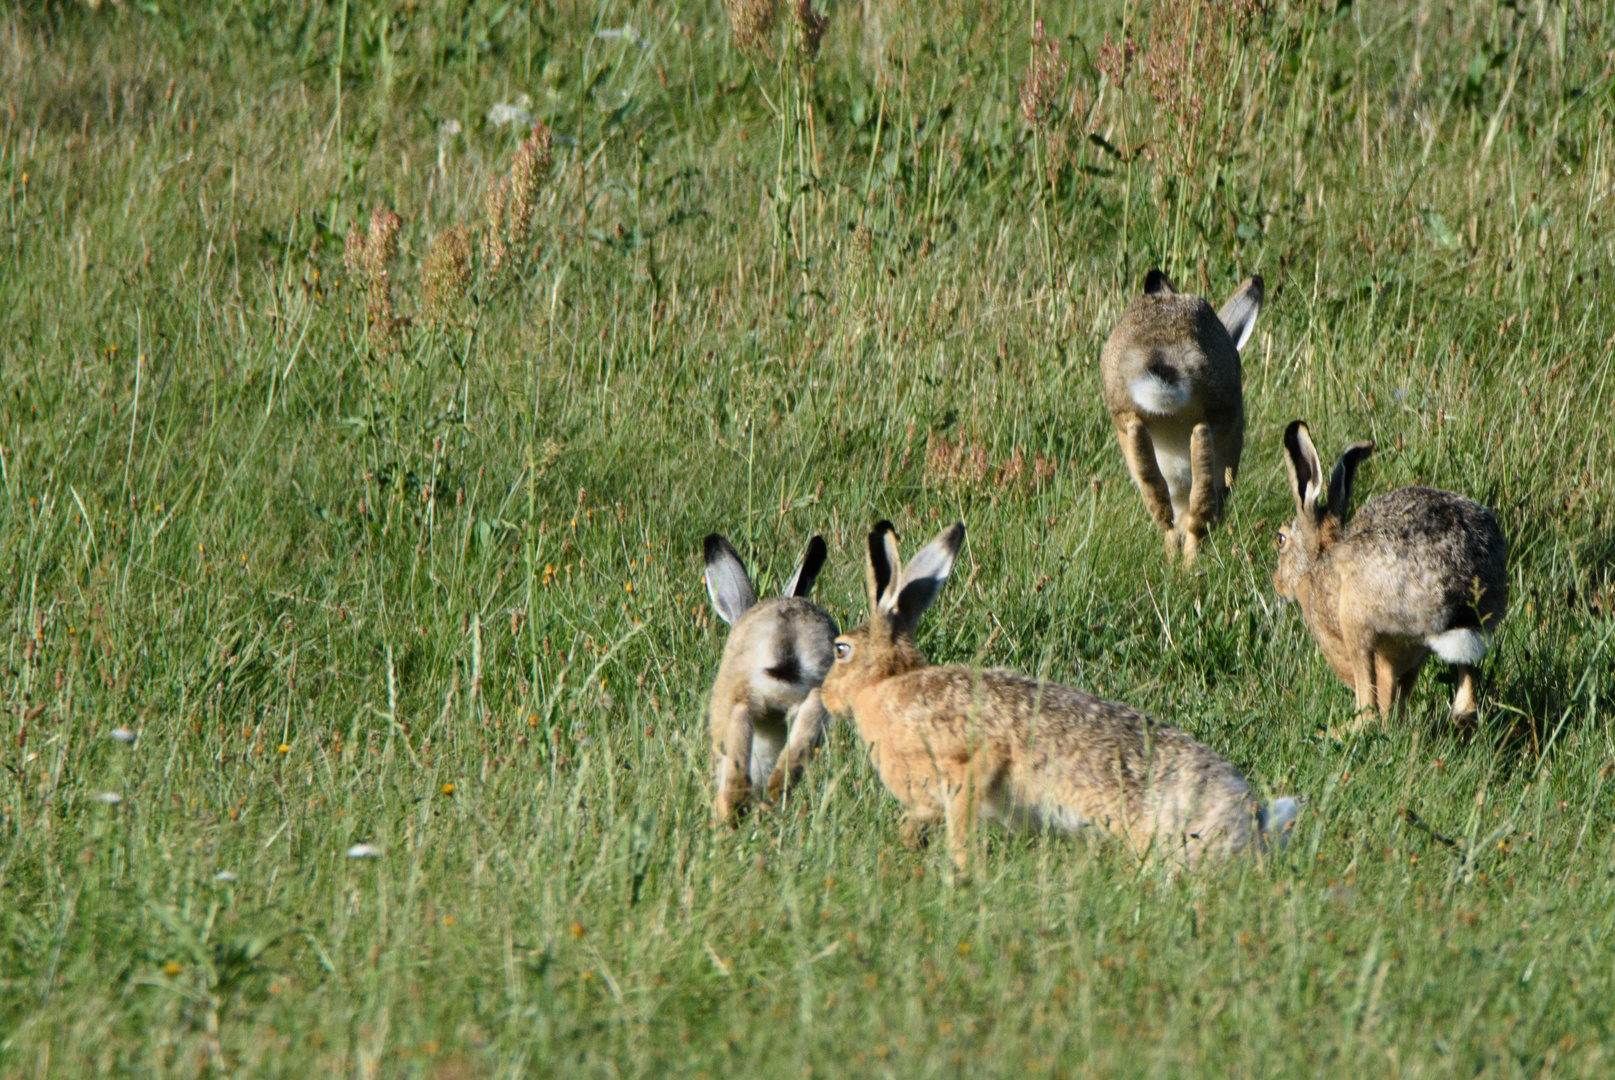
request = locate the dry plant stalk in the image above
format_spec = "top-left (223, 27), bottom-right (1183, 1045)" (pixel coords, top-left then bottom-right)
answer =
top-left (926, 434), bottom-right (1057, 493)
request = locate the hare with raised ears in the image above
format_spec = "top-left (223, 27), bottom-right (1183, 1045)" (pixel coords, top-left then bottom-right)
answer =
top-left (819, 521), bottom-right (1298, 872)
top-left (1101, 269), bottom-right (1264, 563)
top-left (1274, 421), bottom-right (1509, 723)
top-left (703, 533), bottom-right (839, 824)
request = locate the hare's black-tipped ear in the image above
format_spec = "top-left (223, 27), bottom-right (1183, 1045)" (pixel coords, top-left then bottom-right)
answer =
top-left (1326, 441), bottom-right (1376, 521)
top-left (703, 534), bottom-right (758, 626)
top-left (865, 521), bottom-right (899, 614)
top-left (1218, 275), bottom-right (1263, 351)
top-left (781, 535), bottom-right (828, 598)
top-left (1143, 269), bottom-right (1178, 295)
top-left (887, 523), bottom-right (964, 638)
top-left (1282, 421), bottom-right (1324, 520)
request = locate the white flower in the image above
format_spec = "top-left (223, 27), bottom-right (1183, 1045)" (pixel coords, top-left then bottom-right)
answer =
top-left (439, 119), bottom-right (462, 137)
top-left (109, 727), bottom-right (136, 744)
top-left (346, 843), bottom-right (383, 858)
top-left (487, 102), bottom-right (534, 129)
top-left (214, 871), bottom-right (238, 883)
top-left (95, 791), bottom-right (123, 805)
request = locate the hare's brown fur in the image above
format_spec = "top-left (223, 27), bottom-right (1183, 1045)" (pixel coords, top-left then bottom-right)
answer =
top-left (821, 522), bottom-right (1295, 871)
top-left (1274, 423), bottom-right (1508, 723)
top-left (703, 535), bottom-right (838, 822)
top-left (1100, 271), bottom-right (1262, 563)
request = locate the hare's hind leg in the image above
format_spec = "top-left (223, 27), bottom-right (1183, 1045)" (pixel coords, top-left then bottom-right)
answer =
top-left (767, 688), bottom-right (826, 804)
top-left (1374, 653), bottom-right (1400, 718)
top-left (1450, 665), bottom-right (1480, 719)
top-left (1120, 420), bottom-right (1178, 555)
top-left (1179, 423), bottom-right (1223, 564)
top-left (714, 704), bottom-right (755, 824)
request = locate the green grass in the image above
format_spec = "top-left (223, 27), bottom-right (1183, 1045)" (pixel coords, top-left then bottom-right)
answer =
top-left (4, 0), bottom-right (1615, 1074)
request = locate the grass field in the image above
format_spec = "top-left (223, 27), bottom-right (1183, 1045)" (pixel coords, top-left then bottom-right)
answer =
top-left (4, 0), bottom-right (1615, 1075)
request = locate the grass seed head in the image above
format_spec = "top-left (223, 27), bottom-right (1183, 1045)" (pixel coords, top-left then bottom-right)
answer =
top-left (794, 0), bottom-right (829, 59)
top-left (422, 226), bottom-right (473, 325)
top-left (724, 0), bottom-right (778, 56)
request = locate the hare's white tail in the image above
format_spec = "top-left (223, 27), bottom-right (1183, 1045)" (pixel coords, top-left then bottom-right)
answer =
top-left (1258, 797), bottom-right (1300, 851)
top-left (1427, 628), bottom-right (1489, 665)
top-left (1130, 369), bottom-right (1191, 415)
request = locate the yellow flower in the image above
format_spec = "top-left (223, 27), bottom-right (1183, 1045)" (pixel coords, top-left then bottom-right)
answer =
top-left (441, 783), bottom-right (455, 795)
top-left (162, 961), bottom-right (182, 977)
top-left (277, 743), bottom-right (290, 754)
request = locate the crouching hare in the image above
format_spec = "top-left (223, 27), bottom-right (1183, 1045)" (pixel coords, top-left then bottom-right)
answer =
top-left (1101, 269), bottom-right (1264, 563)
top-left (819, 520), bottom-right (1298, 872)
top-left (703, 533), bottom-right (839, 823)
top-left (1274, 421), bottom-right (1509, 723)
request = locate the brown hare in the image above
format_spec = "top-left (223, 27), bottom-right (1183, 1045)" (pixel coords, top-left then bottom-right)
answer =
top-left (819, 520), bottom-right (1298, 872)
top-left (1101, 269), bottom-right (1264, 563)
top-left (1274, 421), bottom-right (1509, 723)
top-left (703, 533), bottom-right (839, 823)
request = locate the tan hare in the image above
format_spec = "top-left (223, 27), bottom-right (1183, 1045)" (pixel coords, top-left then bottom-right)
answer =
top-left (1101, 269), bottom-right (1264, 563)
top-left (1274, 421), bottom-right (1509, 723)
top-left (703, 533), bottom-right (839, 823)
top-left (819, 520), bottom-right (1298, 872)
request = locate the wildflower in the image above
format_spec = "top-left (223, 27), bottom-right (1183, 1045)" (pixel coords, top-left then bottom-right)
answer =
top-left (109, 727), bottom-right (136, 744)
top-left (441, 783), bottom-right (455, 795)
top-left (95, 791), bottom-right (123, 805)
top-left (346, 843), bottom-right (383, 858)
top-left (487, 94), bottom-right (534, 129)
top-left (723, 0), bottom-right (778, 56)
top-left (162, 961), bottom-right (182, 977)
top-left (214, 870), bottom-right (238, 883)
top-left (277, 743), bottom-right (291, 754)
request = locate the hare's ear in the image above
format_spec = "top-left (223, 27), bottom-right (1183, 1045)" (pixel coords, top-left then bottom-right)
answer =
top-left (886, 523), bottom-right (964, 637)
top-left (1143, 268), bottom-right (1178, 295)
top-left (1218, 275), bottom-right (1264, 351)
top-left (703, 534), bottom-right (758, 625)
top-left (1282, 421), bottom-right (1324, 520)
top-left (1326, 442), bottom-right (1376, 521)
top-left (865, 521), bottom-right (901, 615)
top-left (781, 535), bottom-right (828, 598)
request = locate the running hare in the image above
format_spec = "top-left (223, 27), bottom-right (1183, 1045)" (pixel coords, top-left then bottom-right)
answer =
top-left (703, 533), bottom-right (839, 823)
top-left (819, 520), bottom-right (1298, 871)
top-left (1274, 421), bottom-right (1508, 722)
top-left (1101, 269), bottom-right (1264, 563)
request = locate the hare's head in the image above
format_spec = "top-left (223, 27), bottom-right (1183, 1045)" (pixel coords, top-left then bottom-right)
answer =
top-left (1274, 421), bottom-right (1375, 600)
top-left (820, 521), bottom-right (964, 716)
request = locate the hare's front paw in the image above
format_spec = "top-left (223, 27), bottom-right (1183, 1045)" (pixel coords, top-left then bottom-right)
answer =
top-left (900, 814), bottom-right (933, 851)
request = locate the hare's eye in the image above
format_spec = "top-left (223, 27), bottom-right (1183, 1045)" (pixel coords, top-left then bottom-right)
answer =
top-left (834, 641), bottom-right (852, 661)
top-left (1275, 532), bottom-right (1289, 551)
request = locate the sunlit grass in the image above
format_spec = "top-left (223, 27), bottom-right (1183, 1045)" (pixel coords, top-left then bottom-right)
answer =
top-left (2, 0), bottom-right (1614, 1075)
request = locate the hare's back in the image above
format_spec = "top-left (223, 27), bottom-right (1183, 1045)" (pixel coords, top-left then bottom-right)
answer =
top-left (1340, 487), bottom-right (1508, 627)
